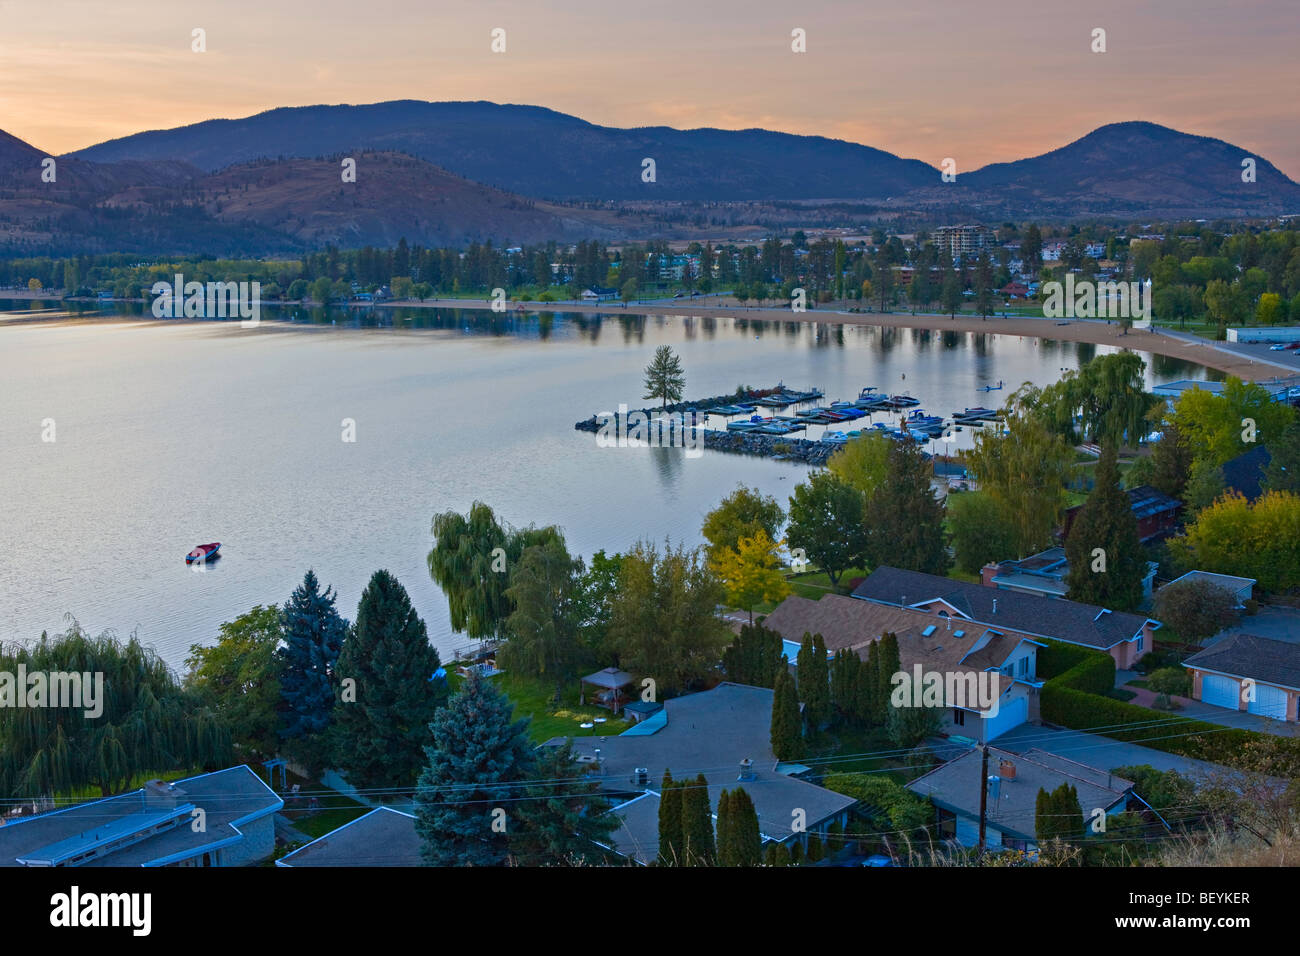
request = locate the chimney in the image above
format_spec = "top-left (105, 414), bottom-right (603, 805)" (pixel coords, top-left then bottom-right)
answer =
top-left (986, 775), bottom-right (1001, 803)
top-left (633, 767), bottom-right (648, 788)
top-left (998, 758), bottom-right (1016, 780)
top-left (980, 563), bottom-right (999, 588)
top-left (144, 780), bottom-right (182, 810)
top-left (739, 758), bottom-right (754, 781)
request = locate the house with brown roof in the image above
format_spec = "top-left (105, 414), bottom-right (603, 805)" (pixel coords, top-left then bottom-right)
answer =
top-left (762, 593), bottom-right (1044, 742)
top-left (852, 566), bottom-right (1160, 669)
top-left (1183, 633), bottom-right (1300, 722)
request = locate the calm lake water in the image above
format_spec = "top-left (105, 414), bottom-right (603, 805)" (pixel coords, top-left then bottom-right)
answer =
top-left (0, 300), bottom-right (1218, 672)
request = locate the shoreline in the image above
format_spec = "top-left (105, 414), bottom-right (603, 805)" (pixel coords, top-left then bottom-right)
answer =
top-left (4, 290), bottom-right (1295, 383)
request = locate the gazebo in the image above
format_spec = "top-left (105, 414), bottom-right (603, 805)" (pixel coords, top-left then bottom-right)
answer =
top-left (580, 667), bottom-right (635, 715)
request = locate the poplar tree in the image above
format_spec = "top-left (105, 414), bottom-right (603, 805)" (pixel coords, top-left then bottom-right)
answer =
top-left (681, 773), bottom-right (715, 866)
top-left (657, 770), bottom-right (684, 866)
top-left (771, 669), bottom-right (805, 761)
top-left (796, 633), bottom-right (831, 731)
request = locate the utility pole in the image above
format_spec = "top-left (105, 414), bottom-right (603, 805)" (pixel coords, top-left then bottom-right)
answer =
top-left (977, 743), bottom-right (989, 857)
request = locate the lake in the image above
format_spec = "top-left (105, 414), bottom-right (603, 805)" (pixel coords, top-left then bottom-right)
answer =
top-left (0, 300), bottom-right (1217, 672)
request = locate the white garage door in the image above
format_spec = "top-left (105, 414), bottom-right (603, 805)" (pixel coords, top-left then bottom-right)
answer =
top-left (1200, 674), bottom-right (1240, 711)
top-left (982, 695), bottom-right (1028, 741)
top-left (1248, 683), bottom-right (1289, 720)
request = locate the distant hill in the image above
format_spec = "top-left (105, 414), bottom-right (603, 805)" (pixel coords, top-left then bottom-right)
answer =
top-left (3, 108), bottom-right (1298, 255)
top-left (0, 132), bottom-right (675, 255)
top-left (71, 100), bottom-right (938, 202)
top-left (958, 121), bottom-right (1300, 218)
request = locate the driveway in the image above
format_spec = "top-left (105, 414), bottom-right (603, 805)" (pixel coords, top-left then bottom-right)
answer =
top-left (1120, 685), bottom-right (1299, 738)
top-left (992, 723), bottom-right (1228, 781)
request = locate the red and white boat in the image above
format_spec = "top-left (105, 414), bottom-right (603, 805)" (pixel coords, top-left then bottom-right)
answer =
top-left (186, 542), bottom-right (221, 564)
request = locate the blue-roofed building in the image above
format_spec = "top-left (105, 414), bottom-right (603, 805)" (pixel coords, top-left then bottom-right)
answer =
top-left (0, 766), bottom-right (282, 868)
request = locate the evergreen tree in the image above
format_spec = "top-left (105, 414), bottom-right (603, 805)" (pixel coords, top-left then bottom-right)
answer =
top-left (643, 345), bottom-right (685, 408)
top-left (874, 632), bottom-right (901, 727)
top-left (864, 439), bottom-right (951, 575)
top-left (415, 673), bottom-right (535, 867)
top-left (715, 789), bottom-right (734, 865)
top-left (859, 642), bottom-right (880, 726)
top-left (806, 832), bottom-right (824, 862)
top-left (510, 741), bottom-right (617, 866)
top-left (277, 569), bottom-right (348, 774)
top-left (334, 570), bottom-right (447, 791)
top-left (771, 669), bottom-right (805, 761)
top-left (790, 840), bottom-right (804, 865)
top-left (722, 622), bottom-right (785, 688)
top-left (1065, 443), bottom-right (1145, 611)
top-left (657, 770), bottom-right (684, 866)
top-left (796, 634), bottom-right (831, 730)
top-left (830, 648), bottom-right (863, 725)
top-left (727, 787), bottom-right (762, 866)
top-left (681, 773), bottom-right (716, 866)
top-left (772, 842), bottom-right (791, 866)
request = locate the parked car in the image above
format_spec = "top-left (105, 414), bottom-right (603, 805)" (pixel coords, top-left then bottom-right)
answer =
top-left (1271, 344), bottom-right (1287, 351)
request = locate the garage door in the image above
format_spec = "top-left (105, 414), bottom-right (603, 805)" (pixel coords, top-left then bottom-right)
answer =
top-left (1248, 683), bottom-right (1289, 720)
top-left (1200, 674), bottom-right (1240, 711)
top-left (982, 695), bottom-right (1028, 741)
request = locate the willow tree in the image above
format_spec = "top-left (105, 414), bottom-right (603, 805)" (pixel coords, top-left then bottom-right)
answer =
top-left (501, 538), bottom-right (585, 699)
top-left (0, 625), bottom-right (230, 798)
top-left (967, 387), bottom-right (1075, 558)
top-left (427, 501), bottom-right (563, 642)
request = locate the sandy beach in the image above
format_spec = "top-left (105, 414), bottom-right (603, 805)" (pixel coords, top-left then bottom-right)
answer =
top-left (6, 289), bottom-right (1295, 383)
top-left (403, 296), bottom-right (1296, 384)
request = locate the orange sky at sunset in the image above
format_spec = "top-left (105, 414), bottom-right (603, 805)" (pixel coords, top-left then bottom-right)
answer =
top-left (2, 0), bottom-right (1295, 178)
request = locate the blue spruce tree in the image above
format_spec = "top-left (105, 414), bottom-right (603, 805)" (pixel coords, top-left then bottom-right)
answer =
top-left (277, 569), bottom-right (348, 774)
top-left (415, 672), bottom-right (535, 866)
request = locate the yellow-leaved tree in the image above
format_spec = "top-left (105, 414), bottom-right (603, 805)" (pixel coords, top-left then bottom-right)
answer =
top-left (710, 529), bottom-right (790, 624)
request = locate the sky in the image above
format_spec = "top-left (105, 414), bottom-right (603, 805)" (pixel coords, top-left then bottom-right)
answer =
top-left (1, 0), bottom-right (1296, 178)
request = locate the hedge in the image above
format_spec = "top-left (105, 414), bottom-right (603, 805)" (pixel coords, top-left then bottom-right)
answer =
top-left (1038, 639), bottom-right (1259, 766)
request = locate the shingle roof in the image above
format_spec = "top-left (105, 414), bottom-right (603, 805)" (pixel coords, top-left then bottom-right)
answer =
top-left (277, 807), bottom-right (420, 867)
top-left (762, 594), bottom-right (1029, 710)
top-left (1221, 445), bottom-right (1272, 502)
top-left (552, 683), bottom-right (855, 857)
top-left (1184, 633), bottom-right (1300, 691)
top-left (906, 746), bottom-right (1134, 841)
top-left (851, 567), bottom-right (1155, 651)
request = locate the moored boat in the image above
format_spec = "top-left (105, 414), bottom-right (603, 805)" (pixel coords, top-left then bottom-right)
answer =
top-left (186, 542), bottom-right (221, 564)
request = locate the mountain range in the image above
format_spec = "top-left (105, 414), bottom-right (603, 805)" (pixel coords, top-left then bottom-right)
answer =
top-left (0, 101), bottom-right (1296, 255)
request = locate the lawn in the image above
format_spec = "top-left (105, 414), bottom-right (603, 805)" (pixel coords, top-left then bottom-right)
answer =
top-left (492, 670), bottom-right (632, 743)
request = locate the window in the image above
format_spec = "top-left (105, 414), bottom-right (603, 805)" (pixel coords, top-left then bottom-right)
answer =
top-left (953, 709), bottom-right (965, 726)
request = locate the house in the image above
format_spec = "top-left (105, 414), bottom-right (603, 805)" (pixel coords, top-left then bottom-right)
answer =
top-left (852, 566), bottom-right (1160, 668)
top-left (555, 683), bottom-right (856, 865)
top-left (1221, 445), bottom-right (1271, 503)
top-left (580, 286), bottom-right (618, 301)
top-left (0, 766), bottom-right (282, 867)
top-left (983, 547), bottom-right (1158, 602)
top-left (1163, 570), bottom-right (1255, 608)
top-left (763, 593), bottom-right (1042, 742)
top-left (999, 281), bottom-right (1030, 299)
top-left (906, 747), bottom-right (1162, 851)
top-left (1061, 484), bottom-right (1182, 544)
top-left (276, 807), bottom-right (420, 867)
top-left (1183, 633), bottom-right (1300, 721)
